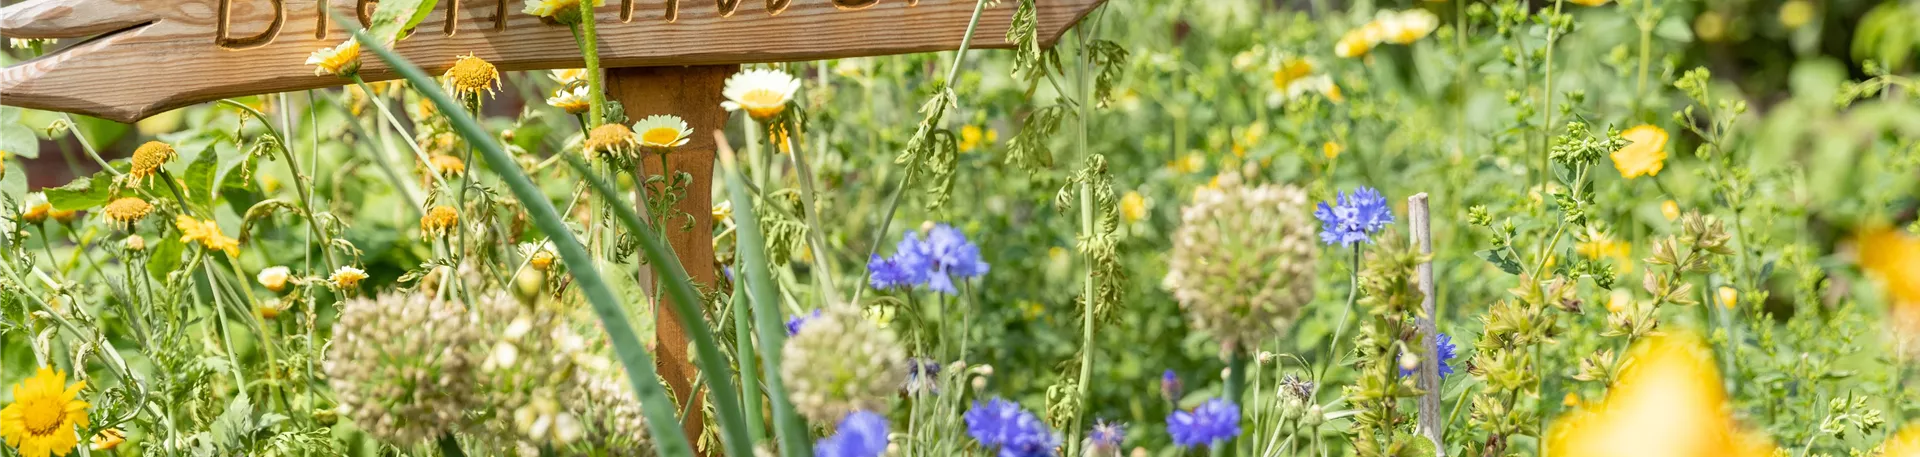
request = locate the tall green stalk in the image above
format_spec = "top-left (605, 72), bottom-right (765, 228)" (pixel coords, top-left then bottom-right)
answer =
top-left (565, 155), bottom-right (755, 457)
top-left (733, 289), bottom-right (768, 443)
top-left (719, 134), bottom-right (813, 457)
top-left (342, 21), bottom-right (697, 457)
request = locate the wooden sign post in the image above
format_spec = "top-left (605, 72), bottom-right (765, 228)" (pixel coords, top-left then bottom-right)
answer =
top-left (2, 0), bottom-right (1104, 448)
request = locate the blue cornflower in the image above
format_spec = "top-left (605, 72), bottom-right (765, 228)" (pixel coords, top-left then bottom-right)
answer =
top-left (1086, 420), bottom-right (1126, 456)
top-left (867, 224), bottom-right (990, 294)
top-left (1159, 369), bottom-right (1183, 402)
top-left (814, 410), bottom-right (890, 457)
top-left (964, 397), bottom-right (1059, 457)
top-left (921, 224), bottom-right (990, 294)
top-left (1166, 398), bottom-right (1241, 448)
top-left (1398, 332), bottom-right (1458, 378)
top-left (1313, 186), bottom-right (1394, 246)
top-left (786, 309), bottom-right (822, 336)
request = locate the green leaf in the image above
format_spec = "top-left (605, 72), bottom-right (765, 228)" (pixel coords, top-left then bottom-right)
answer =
top-left (1478, 249), bottom-right (1522, 275)
top-left (44, 172), bottom-right (115, 211)
top-left (212, 392), bottom-right (254, 448)
top-left (1, 107), bottom-right (39, 160)
top-left (183, 146), bottom-right (220, 208)
top-left (367, 0), bottom-right (441, 44)
top-left (147, 238), bottom-right (184, 282)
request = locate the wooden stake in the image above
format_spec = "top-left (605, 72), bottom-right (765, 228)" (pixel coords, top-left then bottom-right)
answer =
top-left (1410, 192), bottom-right (1445, 456)
top-left (606, 64), bottom-right (739, 453)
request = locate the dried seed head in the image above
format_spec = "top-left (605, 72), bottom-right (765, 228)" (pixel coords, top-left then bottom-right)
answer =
top-left (780, 305), bottom-right (907, 423)
top-left (444, 54), bottom-right (500, 99)
top-left (324, 292), bottom-right (485, 446)
top-left (421, 206), bottom-right (460, 238)
top-left (583, 123), bottom-right (637, 160)
top-left (102, 197), bottom-right (153, 229)
top-left (1163, 174), bottom-right (1318, 350)
top-left (128, 141), bottom-right (176, 187)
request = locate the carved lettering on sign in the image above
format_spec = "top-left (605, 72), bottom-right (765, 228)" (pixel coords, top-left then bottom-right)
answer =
top-left (766, 0), bottom-right (790, 16)
top-left (831, 0), bottom-right (878, 9)
top-left (216, 0), bottom-right (285, 49)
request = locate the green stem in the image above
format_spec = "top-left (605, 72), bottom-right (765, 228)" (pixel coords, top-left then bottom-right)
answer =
top-left (1312, 245), bottom-right (1363, 401)
top-left (575, 13), bottom-right (607, 127)
top-left (437, 433), bottom-right (467, 457)
top-left (1213, 351), bottom-right (1248, 457)
top-left (778, 129), bottom-right (842, 306)
top-left (733, 285), bottom-right (769, 443)
top-left (719, 134), bottom-right (813, 456)
top-left (342, 19), bottom-right (700, 456)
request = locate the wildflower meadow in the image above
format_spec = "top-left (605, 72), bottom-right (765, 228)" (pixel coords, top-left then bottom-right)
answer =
top-left (2, 0), bottom-right (1919, 456)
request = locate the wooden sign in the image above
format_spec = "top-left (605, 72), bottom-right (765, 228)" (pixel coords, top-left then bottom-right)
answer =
top-left (0, 0), bottom-right (1104, 123)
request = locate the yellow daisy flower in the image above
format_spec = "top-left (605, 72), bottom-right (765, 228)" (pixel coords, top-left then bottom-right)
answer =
top-left (1380, 9), bottom-right (1439, 44)
top-left (101, 197), bottom-right (153, 230)
top-left (547, 86), bottom-right (591, 114)
top-left (174, 215), bottom-right (239, 257)
top-left (1661, 200), bottom-right (1681, 221)
top-left (1, 367), bottom-right (91, 457)
top-left (87, 428), bottom-right (123, 451)
top-left (1570, 0), bottom-right (1612, 5)
top-left (329, 266), bottom-right (369, 290)
top-left (1335, 31), bottom-right (1374, 59)
top-left (429, 154), bottom-right (466, 177)
top-left (444, 54), bottom-right (500, 99)
top-left (1120, 191), bottom-right (1148, 224)
top-left (306, 38), bottom-right (362, 77)
top-left (1611, 125), bottom-right (1669, 179)
top-left (1883, 424), bottom-right (1920, 457)
top-left (127, 141), bottom-right (176, 187)
top-left (959, 125), bottom-right (999, 152)
top-left (1547, 334), bottom-right (1776, 457)
top-left (258, 266), bottom-right (291, 294)
top-left (421, 205), bottom-right (460, 238)
top-left (1576, 226), bottom-right (1634, 274)
top-left (1858, 228), bottom-right (1920, 308)
top-left (1323, 142), bottom-right (1345, 160)
top-left (633, 114), bottom-right (693, 151)
top-left (721, 69), bottom-right (801, 121)
top-left (1717, 286), bottom-right (1738, 310)
top-left (583, 123), bottom-right (638, 159)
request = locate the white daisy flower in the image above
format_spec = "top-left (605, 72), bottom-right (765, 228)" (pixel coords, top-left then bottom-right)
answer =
top-left (720, 69), bottom-right (801, 120)
top-left (257, 266), bottom-right (292, 293)
top-left (306, 38), bottom-right (362, 77)
top-left (549, 68), bottom-right (588, 86)
top-left (632, 114), bottom-right (693, 150)
top-left (1381, 9), bottom-right (1439, 44)
top-left (547, 86), bottom-right (591, 114)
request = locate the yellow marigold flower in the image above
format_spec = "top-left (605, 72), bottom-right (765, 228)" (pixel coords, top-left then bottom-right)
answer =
top-left (429, 154), bottom-right (466, 177)
top-left (1611, 125), bottom-right (1668, 179)
top-left (1661, 200), bottom-right (1680, 221)
top-left (49, 208), bottom-right (77, 225)
top-left (633, 114), bottom-right (693, 151)
top-left (1, 366), bottom-right (91, 457)
top-left (1168, 152), bottom-right (1205, 174)
top-left (1274, 58), bottom-right (1314, 91)
top-left (960, 125), bottom-right (999, 152)
top-left (127, 141), bottom-right (177, 187)
top-left (258, 266), bottom-right (291, 294)
top-left (1569, 0), bottom-right (1611, 6)
top-left (1323, 142), bottom-right (1344, 160)
top-left (306, 38), bottom-right (362, 77)
top-left (519, 242), bottom-right (558, 271)
top-left (1120, 191), bottom-right (1148, 224)
top-left (1548, 334), bottom-right (1776, 457)
top-left (174, 215), bottom-right (239, 257)
top-left (21, 192), bottom-right (50, 225)
top-left (1380, 9), bottom-right (1439, 44)
top-left (721, 69), bottom-right (800, 121)
top-left (102, 197), bottom-right (153, 230)
top-left (547, 86), bottom-right (591, 114)
top-left (87, 428), bottom-right (123, 451)
top-left (1717, 286), bottom-right (1738, 310)
top-left (421, 205), bottom-right (460, 238)
top-left (329, 266), bottom-right (369, 290)
top-left (583, 123), bottom-right (638, 159)
top-left (444, 54), bottom-right (500, 99)
top-left (1562, 392), bottom-right (1581, 407)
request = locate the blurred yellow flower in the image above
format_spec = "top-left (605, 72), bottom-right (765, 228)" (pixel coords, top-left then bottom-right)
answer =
top-left (444, 54), bottom-right (500, 99)
top-left (1, 366), bottom-right (90, 457)
top-left (1576, 227), bottom-right (1634, 274)
top-left (1717, 286), bottom-right (1738, 310)
top-left (329, 266), bottom-right (368, 290)
top-left (1335, 32), bottom-right (1374, 58)
top-left (960, 125), bottom-right (999, 152)
top-left (175, 215), bottom-right (239, 257)
top-left (1883, 424), bottom-right (1920, 457)
top-left (1569, 0), bottom-right (1611, 5)
top-left (305, 38), bottom-right (361, 77)
top-left (1611, 125), bottom-right (1668, 179)
top-left (429, 154), bottom-right (466, 177)
top-left (1858, 228), bottom-right (1920, 309)
top-left (421, 205), bottom-right (460, 238)
top-left (1778, 0), bottom-right (1814, 30)
top-left (1548, 334), bottom-right (1776, 457)
top-left (88, 428), bottom-right (123, 451)
top-left (1120, 191), bottom-right (1148, 224)
top-left (1323, 142), bottom-right (1344, 160)
top-left (1380, 9), bottom-right (1439, 44)
top-left (1169, 152), bottom-right (1205, 174)
top-left (1662, 200), bottom-right (1680, 221)
top-left (1695, 11), bottom-right (1728, 43)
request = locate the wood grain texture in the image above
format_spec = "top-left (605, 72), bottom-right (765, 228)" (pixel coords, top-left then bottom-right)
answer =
top-left (607, 64), bottom-right (735, 453)
top-left (0, 0), bottom-right (1103, 122)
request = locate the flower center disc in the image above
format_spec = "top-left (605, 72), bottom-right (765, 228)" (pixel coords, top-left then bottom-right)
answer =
top-left (641, 128), bottom-right (680, 146)
top-left (21, 398), bottom-right (66, 435)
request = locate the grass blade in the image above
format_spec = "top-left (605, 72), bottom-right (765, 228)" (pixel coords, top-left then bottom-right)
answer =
top-left (339, 17), bottom-right (696, 457)
top-left (716, 131), bottom-right (812, 456)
